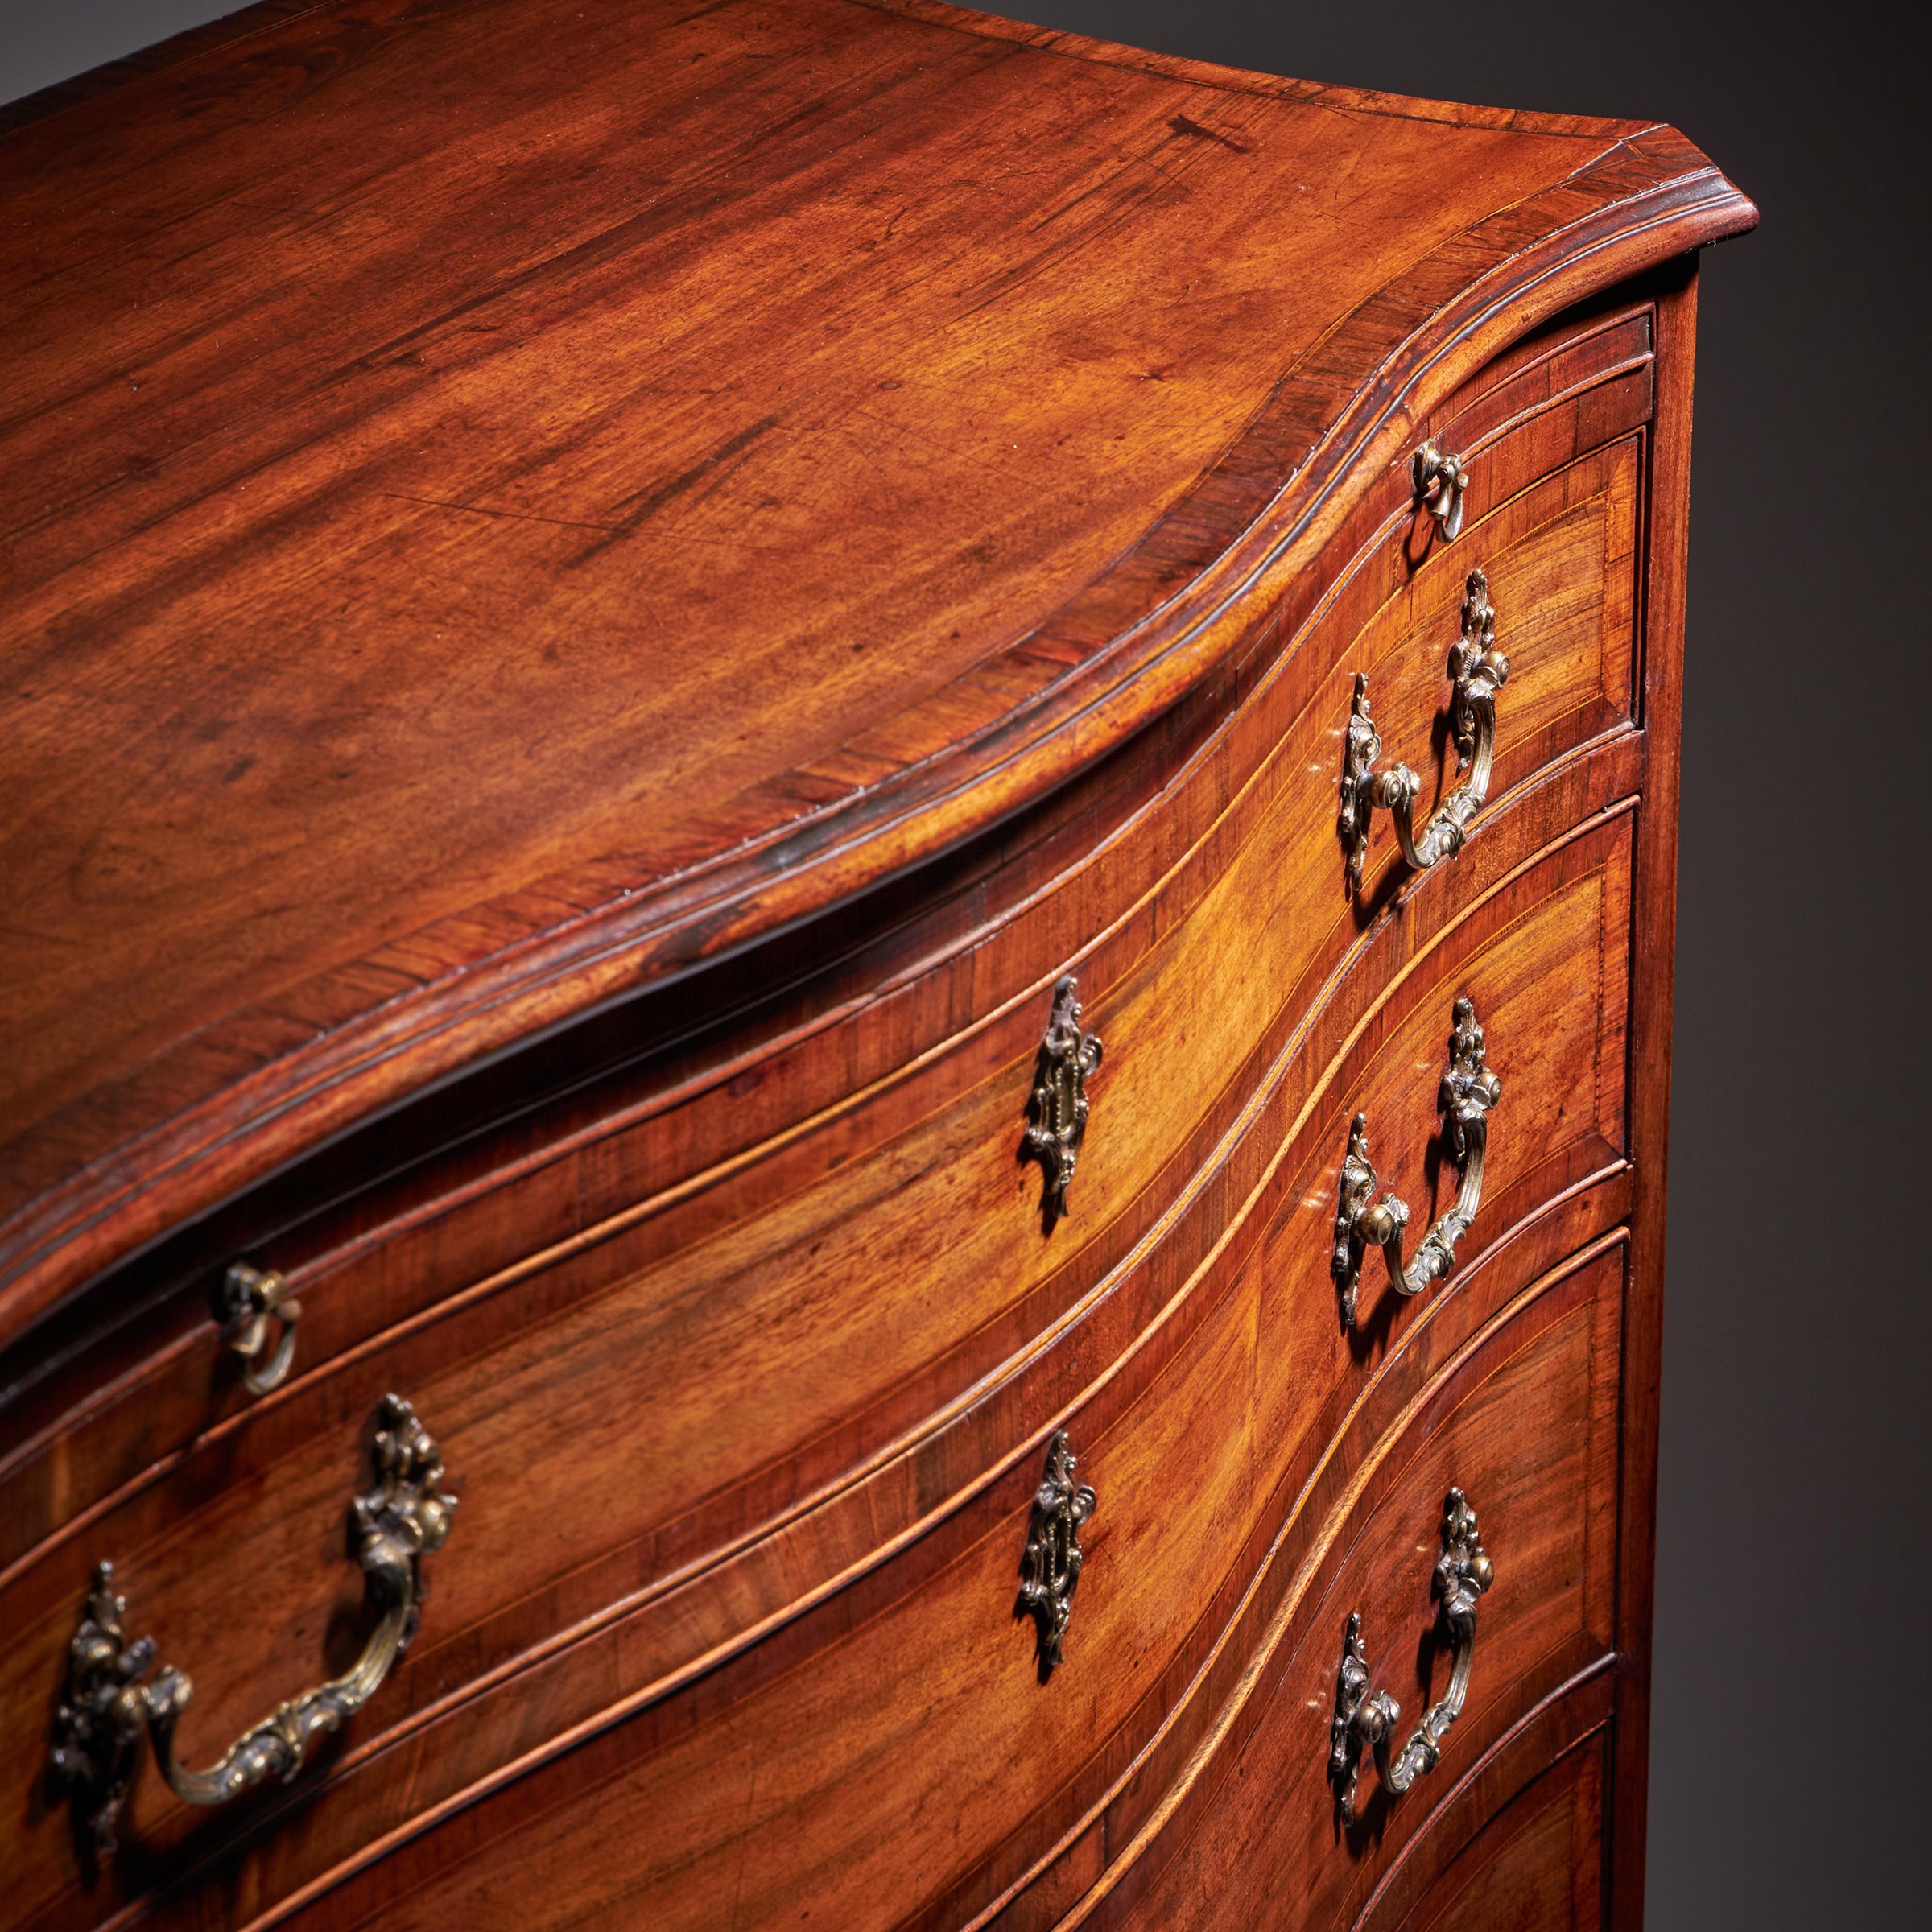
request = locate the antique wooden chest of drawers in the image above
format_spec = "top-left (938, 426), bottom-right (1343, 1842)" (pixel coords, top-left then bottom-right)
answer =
top-left (0, 2), bottom-right (1752, 1927)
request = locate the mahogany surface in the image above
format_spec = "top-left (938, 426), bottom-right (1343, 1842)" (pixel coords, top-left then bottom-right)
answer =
top-left (0, 6), bottom-right (1749, 1930)
top-left (1386, 1736), bottom-right (1609, 1932)
top-left (1072, 1238), bottom-right (1624, 1931)
top-left (0, 322), bottom-right (1653, 1567)
top-left (0, 788), bottom-right (1638, 1932)
top-left (0, 0), bottom-right (1750, 1331)
top-left (280, 1235), bottom-right (1629, 1932)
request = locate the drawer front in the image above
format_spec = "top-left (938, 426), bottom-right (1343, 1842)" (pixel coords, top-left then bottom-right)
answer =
top-left (1081, 1239), bottom-right (1624, 1932)
top-left (1336, 1671), bottom-right (1616, 1932)
top-left (1340, 431), bottom-right (1637, 902)
top-left (1, 306), bottom-right (1657, 1932)
top-left (2, 787), bottom-right (1638, 1932)
top-left (1380, 1733), bottom-right (1608, 1932)
top-left (0, 805), bottom-right (1641, 1932)
top-left (0, 296), bottom-right (1658, 1590)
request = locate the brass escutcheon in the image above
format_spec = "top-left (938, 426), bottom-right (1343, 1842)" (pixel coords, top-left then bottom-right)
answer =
top-left (1021, 975), bottom-right (1104, 1229)
top-left (1015, 1429), bottom-right (1096, 1678)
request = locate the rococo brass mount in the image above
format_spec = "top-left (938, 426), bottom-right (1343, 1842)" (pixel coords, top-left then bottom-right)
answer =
top-left (1022, 974), bottom-right (1104, 1228)
top-left (1015, 1429), bottom-right (1097, 1677)
top-left (1339, 568), bottom-right (1509, 889)
top-left (1331, 996), bottom-right (1501, 1327)
top-left (1329, 1487), bottom-right (1494, 1826)
top-left (49, 1394), bottom-right (456, 1855)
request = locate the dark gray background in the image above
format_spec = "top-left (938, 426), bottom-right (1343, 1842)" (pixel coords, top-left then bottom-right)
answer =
top-left (2, 3), bottom-right (1922, 1925)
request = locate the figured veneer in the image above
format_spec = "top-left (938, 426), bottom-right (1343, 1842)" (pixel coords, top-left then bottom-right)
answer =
top-left (0, 316), bottom-right (1653, 1578)
top-left (0, 4), bottom-right (1748, 1925)
top-left (246, 1177), bottom-right (1629, 1932)
top-left (0, 787), bottom-right (1637, 1932)
top-left (0, 0), bottom-right (1749, 1342)
top-left (0, 746), bottom-right (1637, 1790)
top-left (1379, 1728), bottom-right (1609, 1931)
top-left (1063, 1241), bottom-right (1624, 1931)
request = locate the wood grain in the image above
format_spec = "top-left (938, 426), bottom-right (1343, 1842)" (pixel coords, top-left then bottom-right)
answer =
top-left (1388, 1735), bottom-right (1607, 1932)
top-left (1063, 1242), bottom-right (1624, 1932)
top-left (0, 800), bottom-right (1637, 1932)
top-left (262, 1192), bottom-right (1632, 1932)
top-left (0, 310), bottom-right (1653, 1575)
top-left (1342, 1673), bottom-right (1616, 1930)
top-left (0, 6), bottom-right (1746, 1921)
top-left (0, 0), bottom-right (1752, 1332)
top-left (1606, 250), bottom-right (1699, 1932)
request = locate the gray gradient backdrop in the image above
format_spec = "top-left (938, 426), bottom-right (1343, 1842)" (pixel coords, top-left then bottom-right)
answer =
top-left (2, 3), bottom-right (1922, 1925)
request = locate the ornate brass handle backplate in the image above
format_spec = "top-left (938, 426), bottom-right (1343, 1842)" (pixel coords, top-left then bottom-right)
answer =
top-left (1331, 997), bottom-right (1500, 1328)
top-left (1329, 1487), bottom-right (1494, 1827)
top-left (1015, 1429), bottom-right (1096, 1678)
top-left (1022, 975), bottom-right (1104, 1228)
top-left (1339, 568), bottom-right (1509, 889)
top-left (50, 1394), bottom-right (456, 1855)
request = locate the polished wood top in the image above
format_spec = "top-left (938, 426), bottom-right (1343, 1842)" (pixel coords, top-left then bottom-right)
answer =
top-left (0, 0), bottom-right (1752, 1334)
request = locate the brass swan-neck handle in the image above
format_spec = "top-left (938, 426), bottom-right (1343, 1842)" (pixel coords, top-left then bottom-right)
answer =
top-left (1329, 1488), bottom-right (1495, 1827)
top-left (1340, 569), bottom-right (1509, 890)
top-left (51, 1395), bottom-right (455, 1855)
top-left (1331, 997), bottom-right (1500, 1328)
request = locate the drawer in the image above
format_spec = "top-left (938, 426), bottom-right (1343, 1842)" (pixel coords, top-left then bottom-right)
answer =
top-left (1368, 1719), bottom-right (1611, 1931)
top-left (970, 802), bottom-right (1638, 1927)
top-left (1336, 430), bottom-right (1639, 905)
top-left (0, 296), bottom-right (1658, 1587)
top-left (2, 313), bottom-right (1653, 1932)
top-left (0, 795), bottom-right (1642, 1932)
top-left (1075, 1238), bottom-right (1626, 1930)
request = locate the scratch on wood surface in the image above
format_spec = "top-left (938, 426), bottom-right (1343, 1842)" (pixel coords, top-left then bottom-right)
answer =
top-left (1167, 113), bottom-right (1251, 154)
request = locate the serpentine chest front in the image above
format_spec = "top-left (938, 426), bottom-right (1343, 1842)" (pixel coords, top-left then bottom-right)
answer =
top-left (0, 3), bottom-right (1752, 1927)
